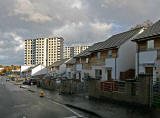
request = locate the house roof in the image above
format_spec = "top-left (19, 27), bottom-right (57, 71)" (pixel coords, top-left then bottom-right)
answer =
top-left (75, 27), bottom-right (142, 58)
top-left (133, 20), bottom-right (160, 41)
top-left (65, 58), bottom-right (75, 64)
top-left (75, 41), bottom-right (104, 57)
top-left (91, 27), bottom-right (142, 51)
top-left (22, 64), bottom-right (42, 72)
top-left (49, 59), bottom-right (69, 68)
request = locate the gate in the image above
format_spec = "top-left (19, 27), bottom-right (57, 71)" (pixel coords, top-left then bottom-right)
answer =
top-left (152, 79), bottom-right (160, 107)
top-left (83, 78), bottom-right (88, 96)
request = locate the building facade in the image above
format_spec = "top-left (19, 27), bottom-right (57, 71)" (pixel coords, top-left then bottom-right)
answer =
top-left (75, 27), bottom-right (144, 81)
top-left (24, 37), bottom-right (64, 67)
top-left (132, 20), bottom-right (160, 81)
top-left (64, 45), bottom-right (89, 59)
top-left (74, 46), bottom-right (89, 56)
top-left (64, 47), bottom-right (74, 59)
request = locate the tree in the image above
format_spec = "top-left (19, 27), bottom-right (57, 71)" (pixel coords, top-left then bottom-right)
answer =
top-left (131, 20), bottom-right (153, 30)
top-left (0, 65), bottom-right (3, 68)
top-left (144, 20), bottom-right (153, 29)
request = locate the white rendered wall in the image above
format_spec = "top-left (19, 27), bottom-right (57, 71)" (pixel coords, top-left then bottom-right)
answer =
top-left (59, 64), bottom-right (66, 74)
top-left (92, 66), bottom-right (105, 81)
top-left (136, 50), bottom-right (157, 81)
top-left (116, 38), bottom-right (137, 80)
top-left (76, 64), bottom-right (82, 71)
top-left (105, 58), bottom-right (116, 80)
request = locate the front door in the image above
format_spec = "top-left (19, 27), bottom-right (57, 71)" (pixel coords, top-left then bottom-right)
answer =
top-left (145, 67), bottom-right (153, 75)
top-left (107, 70), bottom-right (112, 80)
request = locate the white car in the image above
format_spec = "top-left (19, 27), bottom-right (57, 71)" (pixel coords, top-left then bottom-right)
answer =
top-left (6, 79), bottom-right (10, 81)
top-left (56, 79), bottom-right (61, 84)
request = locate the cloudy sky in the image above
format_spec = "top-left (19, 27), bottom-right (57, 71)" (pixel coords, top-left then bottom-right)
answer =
top-left (0, 0), bottom-right (160, 65)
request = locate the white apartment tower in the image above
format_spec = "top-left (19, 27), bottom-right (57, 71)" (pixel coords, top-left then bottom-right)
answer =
top-left (24, 37), bottom-right (64, 67)
top-left (64, 47), bottom-right (74, 59)
top-left (64, 45), bottom-right (89, 59)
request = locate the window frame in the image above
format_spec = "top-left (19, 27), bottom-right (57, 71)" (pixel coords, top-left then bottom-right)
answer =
top-left (97, 52), bottom-right (101, 59)
top-left (79, 58), bottom-right (82, 63)
top-left (108, 50), bottom-right (112, 58)
top-left (86, 58), bottom-right (89, 63)
top-left (95, 69), bottom-right (102, 79)
top-left (147, 40), bottom-right (154, 50)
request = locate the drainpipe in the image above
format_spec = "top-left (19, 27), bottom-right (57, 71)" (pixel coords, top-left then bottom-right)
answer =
top-left (137, 43), bottom-right (140, 77)
top-left (115, 58), bottom-right (117, 80)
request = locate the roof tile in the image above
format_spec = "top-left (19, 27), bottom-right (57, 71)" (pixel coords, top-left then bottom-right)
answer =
top-left (134, 20), bottom-right (160, 40)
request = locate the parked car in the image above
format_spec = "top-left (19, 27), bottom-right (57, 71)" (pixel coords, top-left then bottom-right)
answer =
top-left (56, 79), bottom-right (61, 84)
top-left (23, 80), bottom-right (30, 85)
top-left (6, 79), bottom-right (10, 81)
top-left (153, 82), bottom-right (160, 92)
top-left (29, 78), bottom-right (37, 85)
top-left (15, 78), bottom-right (25, 82)
top-left (11, 77), bottom-right (15, 81)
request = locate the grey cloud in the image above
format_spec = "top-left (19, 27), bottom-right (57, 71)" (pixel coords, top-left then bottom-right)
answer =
top-left (86, 0), bottom-right (160, 25)
top-left (0, 0), bottom-right (160, 65)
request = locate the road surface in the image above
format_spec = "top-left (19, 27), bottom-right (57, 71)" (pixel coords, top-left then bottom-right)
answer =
top-left (0, 76), bottom-right (96, 118)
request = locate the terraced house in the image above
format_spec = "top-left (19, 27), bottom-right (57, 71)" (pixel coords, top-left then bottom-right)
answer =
top-left (75, 27), bottom-right (144, 81)
top-left (132, 20), bottom-right (160, 81)
top-left (48, 58), bottom-right (69, 77)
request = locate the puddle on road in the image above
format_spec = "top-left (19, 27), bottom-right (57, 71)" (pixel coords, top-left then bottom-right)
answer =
top-left (13, 104), bottom-right (28, 108)
top-left (64, 116), bottom-right (78, 118)
top-left (28, 89), bottom-right (35, 93)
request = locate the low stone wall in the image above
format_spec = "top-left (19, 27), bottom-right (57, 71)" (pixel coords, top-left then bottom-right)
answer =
top-left (60, 79), bottom-right (84, 94)
top-left (37, 79), bottom-right (57, 90)
top-left (88, 76), bottom-right (152, 106)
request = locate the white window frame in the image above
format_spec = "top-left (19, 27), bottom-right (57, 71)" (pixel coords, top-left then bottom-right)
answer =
top-left (147, 40), bottom-right (154, 50)
top-left (79, 58), bottom-right (82, 63)
top-left (108, 50), bottom-right (112, 58)
top-left (86, 58), bottom-right (89, 63)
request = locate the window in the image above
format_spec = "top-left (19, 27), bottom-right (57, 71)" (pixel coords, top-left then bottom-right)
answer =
top-left (86, 58), bottom-right (89, 63)
top-left (108, 50), bottom-right (112, 58)
top-left (147, 40), bottom-right (154, 50)
top-left (79, 58), bottom-right (82, 63)
top-left (84, 73), bottom-right (89, 78)
top-left (95, 69), bottom-right (102, 79)
top-left (73, 58), bottom-right (76, 63)
top-left (97, 52), bottom-right (101, 59)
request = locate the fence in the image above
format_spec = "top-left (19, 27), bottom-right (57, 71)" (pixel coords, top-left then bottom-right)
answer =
top-left (152, 79), bottom-right (160, 107)
top-left (37, 79), bottom-right (57, 90)
top-left (100, 79), bottom-right (140, 95)
top-left (88, 76), bottom-right (152, 106)
top-left (60, 79), bottom-right (88, 95)
top-left (100, 80), bottom-right (125, 93)
top-left (120, 69), bottom-right (135, 80)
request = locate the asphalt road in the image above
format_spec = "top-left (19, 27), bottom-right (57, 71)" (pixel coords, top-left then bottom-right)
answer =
top-left (0, 77), bottom-right (89, 118)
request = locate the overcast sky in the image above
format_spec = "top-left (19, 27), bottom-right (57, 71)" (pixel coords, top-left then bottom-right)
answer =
top-left (0, 0), bottom-right (160, 65)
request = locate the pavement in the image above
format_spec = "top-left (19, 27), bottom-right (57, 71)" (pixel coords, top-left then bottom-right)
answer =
top-left (28, 83), bottom-right (159, 118)
top-left (0, 76), bottom-right (99, 118)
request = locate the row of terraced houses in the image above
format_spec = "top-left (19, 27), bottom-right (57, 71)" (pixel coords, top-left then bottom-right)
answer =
top-left (47, 20), bottom-right (160, 83)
